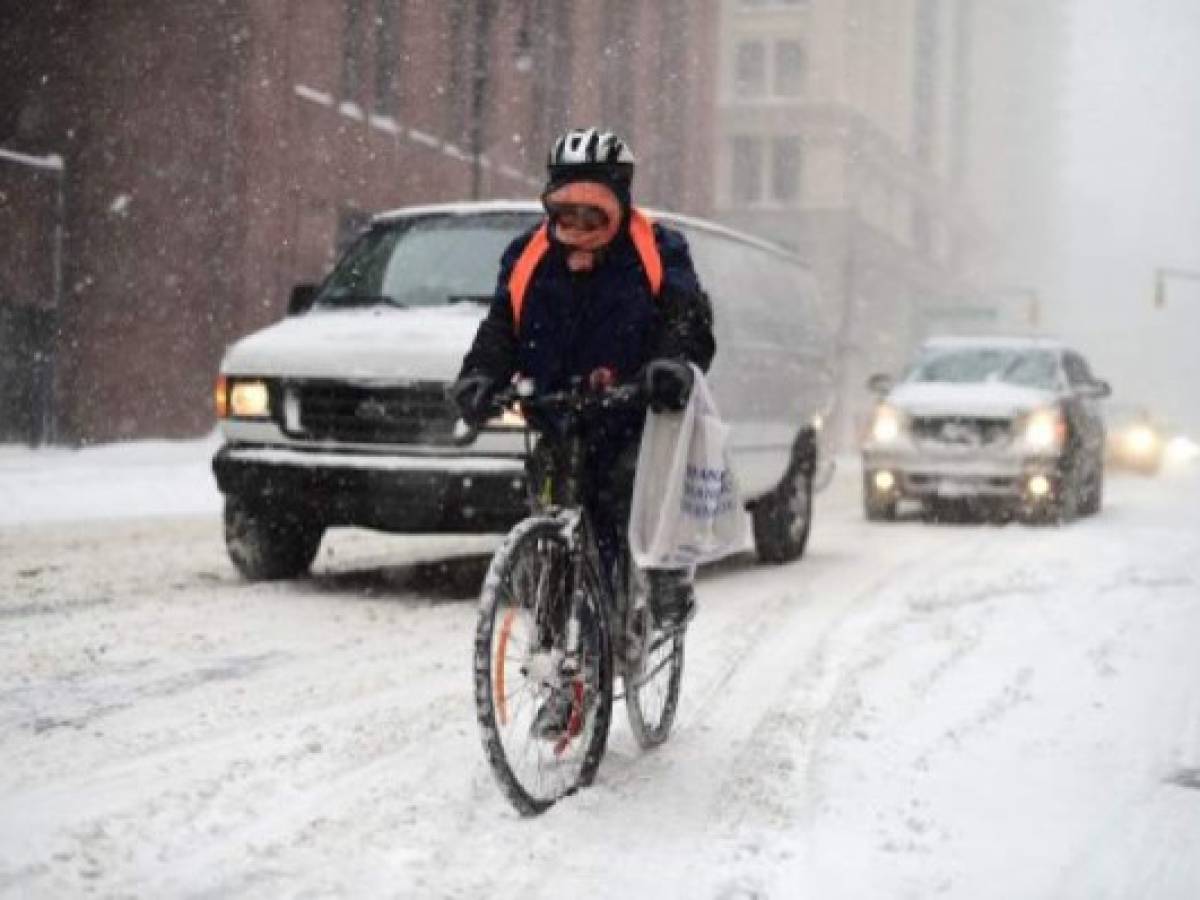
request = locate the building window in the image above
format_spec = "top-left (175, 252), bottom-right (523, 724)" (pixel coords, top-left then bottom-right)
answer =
top-left (734, 41), bottom-right (766, 97)
top-left (341, 0), bottom-right (366, 101)
top-left (731, 136), bottom-right (763, 205)
top-left (771, 136), bottom-right (801, 203)
top-left (774, 40), bottom-right (805, 96)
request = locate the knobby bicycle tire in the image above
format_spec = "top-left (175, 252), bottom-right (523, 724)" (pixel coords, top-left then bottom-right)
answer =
top-left (474, 516), bottom-right (613, 815)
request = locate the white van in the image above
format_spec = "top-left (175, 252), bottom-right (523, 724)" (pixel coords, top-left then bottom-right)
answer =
top-left (212, 201), bottom-right (836, 578)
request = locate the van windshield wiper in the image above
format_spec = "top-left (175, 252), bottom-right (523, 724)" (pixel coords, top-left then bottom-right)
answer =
top-left (318, 292), bottom-right (408, 309)
top-left (447, 294), bottom-right (493, 306)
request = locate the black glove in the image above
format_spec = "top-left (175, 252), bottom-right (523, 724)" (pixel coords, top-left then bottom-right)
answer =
top-left (450, 373), bottom-right (497, 426)
top-left (644, 358), bottom-right (694, 413)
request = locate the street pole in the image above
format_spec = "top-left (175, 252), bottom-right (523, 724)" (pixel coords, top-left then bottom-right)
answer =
top-left (49, 156), bottom-right (66, 445)
top-left (1153, 266), bottom-right (1200, 308)
top-left (0, 146), bottom-right (65, 446)
top-left (833, 219), bottom-right (858, 450)
top-left (468, 0), bottom-right (495, 200)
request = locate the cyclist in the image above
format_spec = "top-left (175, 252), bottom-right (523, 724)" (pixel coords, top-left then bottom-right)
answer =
top-left (453, 127), bottom-right (716, 633)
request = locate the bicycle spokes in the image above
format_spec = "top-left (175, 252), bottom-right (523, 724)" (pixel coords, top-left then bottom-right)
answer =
top-left (475, 518), bottom-right (613, 814)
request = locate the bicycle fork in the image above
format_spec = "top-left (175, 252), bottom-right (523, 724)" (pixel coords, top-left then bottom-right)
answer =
top-left (557, 509), bottom-right (587, 680)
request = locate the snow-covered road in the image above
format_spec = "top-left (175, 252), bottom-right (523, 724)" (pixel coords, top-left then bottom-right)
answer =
top-left (2, 456), bottom-right (1198, 898)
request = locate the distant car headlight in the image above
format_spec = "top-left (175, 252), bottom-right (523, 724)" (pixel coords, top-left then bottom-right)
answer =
top-left (1021, 408), bottom-right (1065, 452)
top-left (1123, 424), bottom-right (1159, 456)
top-left (228, 379), bottom-right (272, 418)
top-left (870, 405), bottom-right (904, 444)
top-left (1165, 435), bottom-right (1199, 465)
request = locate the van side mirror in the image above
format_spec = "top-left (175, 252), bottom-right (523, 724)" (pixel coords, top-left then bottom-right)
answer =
top-left (866, 373), bottom-right (894, 395)
top-left (288, 283), bottom-right (318, 316)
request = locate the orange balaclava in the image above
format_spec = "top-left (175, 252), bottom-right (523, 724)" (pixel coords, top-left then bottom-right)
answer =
top-left (542, 180), bottom-right (623, 273)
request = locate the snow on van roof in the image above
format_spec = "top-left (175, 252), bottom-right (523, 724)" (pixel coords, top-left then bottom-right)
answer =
top-left (373, 199), bottom-right (544, 221)
top-left (921, 334), bottom-right (1067, 352)
top-left (371, 199), bottom-right (806, 265)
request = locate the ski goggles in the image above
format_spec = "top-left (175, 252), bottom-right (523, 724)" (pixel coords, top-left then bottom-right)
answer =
top-left (544, 202), bottom-right (611, 232)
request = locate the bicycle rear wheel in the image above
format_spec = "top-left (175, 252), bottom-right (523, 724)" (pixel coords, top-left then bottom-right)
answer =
top-left (622, 566), bottom-right (686, 749)
top-left (474, 516), bottom-right (613, 815)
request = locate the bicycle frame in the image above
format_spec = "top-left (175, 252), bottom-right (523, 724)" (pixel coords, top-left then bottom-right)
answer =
top-left (493, 379), bottom-right (644, 676)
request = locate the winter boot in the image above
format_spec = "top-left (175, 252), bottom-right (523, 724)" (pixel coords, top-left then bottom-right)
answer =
top-left (647, 569), bottom-right (697, 631)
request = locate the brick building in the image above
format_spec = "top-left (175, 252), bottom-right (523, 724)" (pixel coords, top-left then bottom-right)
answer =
top-left (713, 0), bottom-right (1065, 444)
top-left (0, 0), bottom-right (717, 443)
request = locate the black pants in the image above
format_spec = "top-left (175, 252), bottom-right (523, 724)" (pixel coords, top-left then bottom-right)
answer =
top-left (585, 442), bottom-right (639, 591)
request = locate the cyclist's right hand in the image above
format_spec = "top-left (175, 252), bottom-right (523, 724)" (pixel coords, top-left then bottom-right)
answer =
top-left (450, 373), bottom-right (498, 426)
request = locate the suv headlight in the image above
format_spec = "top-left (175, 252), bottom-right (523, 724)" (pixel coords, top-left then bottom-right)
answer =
top-left (215, 376), bottom-right (272, 419)
top-left (1021, 407), bottom-right (1065, 452)
top-left (870, 405), bottom-right (904, 444)
top-left (1123, 424), bottom-right (1159, 456)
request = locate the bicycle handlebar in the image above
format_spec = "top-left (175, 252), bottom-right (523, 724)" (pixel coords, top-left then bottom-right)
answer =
top-left (452, 378), bottom-right (646, 445)
top-left (495, 380), bottom-right (645, 417)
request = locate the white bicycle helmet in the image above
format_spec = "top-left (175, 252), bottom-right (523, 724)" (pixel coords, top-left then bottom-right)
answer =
top-left (547, 128), bottom-right (636, 186)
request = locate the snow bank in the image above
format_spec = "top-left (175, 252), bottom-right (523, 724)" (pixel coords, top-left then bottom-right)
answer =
top-left (0, 433), bottom-right (223, 526)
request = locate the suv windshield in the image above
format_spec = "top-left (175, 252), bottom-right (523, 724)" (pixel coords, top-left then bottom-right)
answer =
top-left (314, 212), bottom-right (538, 309)
top-left (908, 348), bottom-right (1059, 389)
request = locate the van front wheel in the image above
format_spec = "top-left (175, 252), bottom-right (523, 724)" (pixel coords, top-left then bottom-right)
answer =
top-left (753, 468), bottom-right (813, 564)
top-left (224, 496), bottom-right (323, 580)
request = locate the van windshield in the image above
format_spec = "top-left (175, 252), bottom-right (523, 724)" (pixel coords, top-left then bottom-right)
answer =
top-left (314, 213), bottom-right (538, 309)
top-left (907, 348), bottom-right (1059, 389)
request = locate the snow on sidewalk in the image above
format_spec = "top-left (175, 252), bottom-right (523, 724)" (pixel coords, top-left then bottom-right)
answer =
top-left (0, 434), bottom-right (223, 527)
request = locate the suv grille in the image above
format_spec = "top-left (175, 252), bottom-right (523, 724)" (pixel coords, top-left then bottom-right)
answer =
top-left (287, 380), bottom-right (458, 445)
top-left (910, 415), bottom-right (1013, 450)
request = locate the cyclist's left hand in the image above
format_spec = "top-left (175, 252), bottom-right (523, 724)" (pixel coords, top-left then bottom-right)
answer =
top-left (644, 358), bottom-right (694, 413)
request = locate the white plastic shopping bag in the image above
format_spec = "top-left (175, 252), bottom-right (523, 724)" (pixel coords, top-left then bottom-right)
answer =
top-left (628, 366), bottom-right (751, 568)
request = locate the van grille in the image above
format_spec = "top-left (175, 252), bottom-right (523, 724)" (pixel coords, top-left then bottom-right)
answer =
top-left (288, 380), bottom-right (458, 445)
top-left (910, 415), bottom-right (1013, 450)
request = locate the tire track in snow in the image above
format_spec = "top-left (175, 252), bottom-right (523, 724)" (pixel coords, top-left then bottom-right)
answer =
top-left (699, 534), bottom-right (996, 835)
top-left (421, 520), bottom-right (993, 900)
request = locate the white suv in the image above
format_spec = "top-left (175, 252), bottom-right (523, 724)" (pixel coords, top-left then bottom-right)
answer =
top-left (861, 336), bottom-right (1110, 523)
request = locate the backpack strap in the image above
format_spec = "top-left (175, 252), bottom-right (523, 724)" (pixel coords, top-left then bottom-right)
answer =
top-left (507, 223), bottom-right (551, 331)
top-left (628, 209), bottom-right (664, 296)
top-left (507, 208), bottom-right (664, 331)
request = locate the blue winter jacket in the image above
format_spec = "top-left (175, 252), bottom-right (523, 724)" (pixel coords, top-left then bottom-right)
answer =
top-left (459, 217), bottom-right (716, 477)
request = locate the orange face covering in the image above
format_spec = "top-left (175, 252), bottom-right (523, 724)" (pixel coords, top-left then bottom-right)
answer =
top-left (543, 181), bottom-right (623, 272)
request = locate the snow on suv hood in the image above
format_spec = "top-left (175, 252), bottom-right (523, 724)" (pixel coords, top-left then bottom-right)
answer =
top-left (887, 381), bottom-right (1056, 417)
top-left (221, 305), bottom-right (484, 381)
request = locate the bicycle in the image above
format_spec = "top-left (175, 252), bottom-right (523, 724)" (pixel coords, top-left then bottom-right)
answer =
top-left (464, 377), bottom-right (687, 815)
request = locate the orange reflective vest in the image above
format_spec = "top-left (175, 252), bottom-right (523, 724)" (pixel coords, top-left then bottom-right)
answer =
top-left (507, 208), bottom-right (664, 332)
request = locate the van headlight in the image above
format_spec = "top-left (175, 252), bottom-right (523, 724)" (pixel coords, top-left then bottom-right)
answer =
top-left (1021, 407), bottom-right (1064, 451)
top-left (484, 405), bottom-right (526, 430)
top-left (221, 378), bottom-right (272, 419)
top-left (870, 405), bottom-right (904, 444)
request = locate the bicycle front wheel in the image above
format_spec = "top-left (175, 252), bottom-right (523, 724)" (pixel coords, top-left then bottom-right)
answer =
top-left (474, 516), bottom-right (613, 815)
